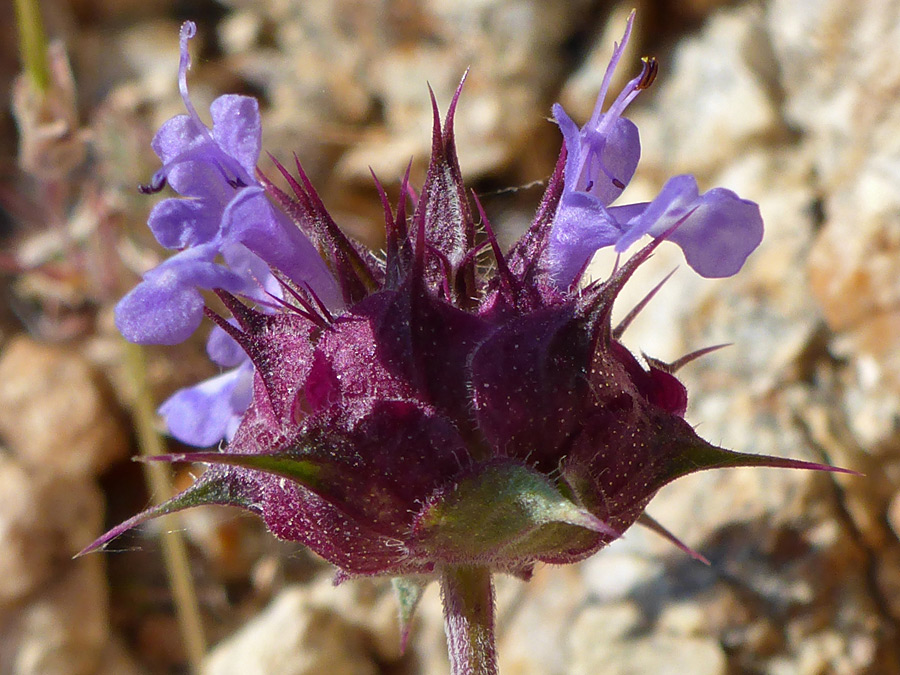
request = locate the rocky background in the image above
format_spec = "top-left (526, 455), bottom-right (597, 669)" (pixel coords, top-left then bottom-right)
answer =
top-left (1, 0), bottom-right (899, 673)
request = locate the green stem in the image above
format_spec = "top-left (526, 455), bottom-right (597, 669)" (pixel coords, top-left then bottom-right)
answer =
top-left (14, 0), bottom-right (50, 92)
top-left (124, 341), bottom-right (207, 673)
top-left (440, 566), bottom-right (498, 675)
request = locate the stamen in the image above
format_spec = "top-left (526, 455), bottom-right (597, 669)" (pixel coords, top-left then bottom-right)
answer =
top-left (588, 10), bottom-right (636, 129)
top-left (138, 172), bottom-right (167, 194)
top-left (211, 157), bottom-right (248, 190)
top-left (178, 22), bottom-right (201, 123)
top-left (637, 57), bottom-right (658, 91)
top-left (612, 178), bottom-right (625, 189)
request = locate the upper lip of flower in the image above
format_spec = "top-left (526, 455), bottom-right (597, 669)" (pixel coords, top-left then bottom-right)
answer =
top-left (114, 21), bottom-right (342, 349)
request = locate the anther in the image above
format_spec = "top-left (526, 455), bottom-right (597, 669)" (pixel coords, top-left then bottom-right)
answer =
top-left (637, 57), bottom-right (658, 91)
top-left (612, 178), bottom-right (626, 189)
top-left (138, 173), bottom-right (167, 194)
top-left (227, 176), bottom-right (247, 189)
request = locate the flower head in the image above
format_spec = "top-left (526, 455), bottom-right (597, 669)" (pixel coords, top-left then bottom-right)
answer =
top-left (86, 18), bottom-right (851, 637)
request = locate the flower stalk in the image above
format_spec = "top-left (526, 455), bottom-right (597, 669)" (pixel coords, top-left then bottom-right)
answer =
top-left (440, 566), bottom-right (498, 675)
top-left (13, 0), bottom-right (50, 92)
top-left (123, 341), bottom-right (206, 672)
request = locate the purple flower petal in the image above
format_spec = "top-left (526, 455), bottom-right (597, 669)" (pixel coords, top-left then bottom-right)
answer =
top-left (616, 175), bottom-right (764, 278)
top-left (219, 242), bottom-right (277, 302)
top-left (661, 187), bottom-right (764, 278)
top-left (159, 362), bottom-right (254, 447)
top-left (147, 27), bottom-right (253, 203)
top-left (554, 103), bottom-right (641, 207)
top-left (210, 95), bottom-right (262, 177)
top-left (164, 155), bottom-right (238, 202)
top-left (548, 190), bottom-right (623, 289)
top-left (550, 11), bottom-right (644, 210)
top-left (151, 114), bottom-right (205, 165)
top-left (148, 197), bottom-right (221, 249)
top-left (114, 245), bottom-right (246, 345)
top-left (614, 175), bottom-right (700, 252)
top-left (548, 13), bottom-right (761, 287)
top-left (124, 20), bottom-right (336, 347)
top-left (584, 116), bottom-right (640, 205)
top-left (207, 323), bottom-right (246, 368)
top-left (222, 186), bottom-right (342, 308)
top-left (115, 275), bottom-right (206, 345)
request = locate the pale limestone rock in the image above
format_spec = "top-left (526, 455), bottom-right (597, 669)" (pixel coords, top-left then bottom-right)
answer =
top-left (808, 174), bottom-right (900, 334)
top-left (202, 581), bottom-right (383, 675)
top-left (570, 631), bottom-right (727, 675)
top-left (303, 576), bottom-right (402, 663)
top-left (767, 0), bottom-right (900, 187)
top-left (0, 336), bottom-right (127, 477)
top-left (400, 580), bottom-right (451, 675)
top-left (0, 456), bottom-right (104, 603)
top-left (833, 322), bottom-right (900, 449)
top-left (768, 0), bottom-right (900, 453)
top-left (579, 533), bottom-right (666, 602)
top-left (569, 602), bottom-right (642, 644)
top-left (216, 0), bottom-right (591, 183)
top-left (4, 556), bottom-right (111, 675)
top-left (0, 448), bottom-right (127, 675)
top-left (494, 566), bottom-right (587, 675)
top-left (0, 457), bottom-right (57, 603)
top-left (633, 5), bottom-right (782, 178)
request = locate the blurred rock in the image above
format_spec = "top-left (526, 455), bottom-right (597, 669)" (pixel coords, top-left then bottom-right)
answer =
top-left (767, 0), bottom-right (900, 453)
top-left (632, 4), bottom-right (783, 179)
top-left (494, 566), bottom-right (587, 675)
top-left (217, 0), bottom-right (592, 184)
top-left (0, 454), bottom-right (134, 674)
top-left (7, 561), bottom-right (111, 675)
top-left (889, 491), bottom-right (900, 540)
top-left (203, 588), bottom-right (377, 675)
top-left (0, 335), bottom-right (127, 477)
top-left (203, 575), bottom-right (402, 675)
top-left (570, 628), bottom-right (727, 675)
top-left (175, 504), bottom-right (267, 582)
top-left (0, 455), bottom-right (104, 603)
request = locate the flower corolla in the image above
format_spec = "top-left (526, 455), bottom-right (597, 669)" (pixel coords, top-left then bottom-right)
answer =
top-left (549, 13), bottom-right (763, 288)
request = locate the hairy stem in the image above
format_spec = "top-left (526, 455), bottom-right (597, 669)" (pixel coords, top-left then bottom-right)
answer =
top-left (440, 566), bottom-right (498, 675)
top-left (124, 341), bottom-right (206, 672)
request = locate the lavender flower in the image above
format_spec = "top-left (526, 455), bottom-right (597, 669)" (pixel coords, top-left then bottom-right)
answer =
top-left (86, 17), bottom-right (852, 674)
top-left (117, 23), bottom-right (344, 446)
top-left (549, 12), bottom-right (764, 288)
top-left (115, 22), bottom-right (340, 346)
